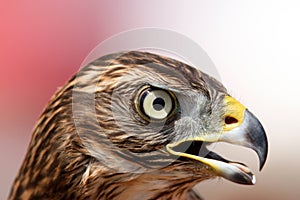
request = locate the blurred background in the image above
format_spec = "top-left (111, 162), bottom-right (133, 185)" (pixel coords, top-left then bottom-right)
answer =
top-left (1, 1), bottom-right (299, 199)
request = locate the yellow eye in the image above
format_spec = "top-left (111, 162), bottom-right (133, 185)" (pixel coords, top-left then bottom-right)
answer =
top-left (135, 87), bottom-right (177, 121)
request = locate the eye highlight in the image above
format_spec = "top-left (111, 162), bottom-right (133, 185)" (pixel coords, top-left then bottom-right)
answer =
top-left (135, 86), bottom-right (177, 121)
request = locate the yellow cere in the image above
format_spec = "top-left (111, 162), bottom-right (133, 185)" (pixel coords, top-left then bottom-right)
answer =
top-left (223, 96), bottom-right (246, 132)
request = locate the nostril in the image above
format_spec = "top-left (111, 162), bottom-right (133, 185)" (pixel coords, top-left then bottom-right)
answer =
top-left (225, 116), bottom-right (238, 125)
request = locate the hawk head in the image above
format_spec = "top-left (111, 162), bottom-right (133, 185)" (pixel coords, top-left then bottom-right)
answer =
top-left (10, 51), bottom-right (268, 200)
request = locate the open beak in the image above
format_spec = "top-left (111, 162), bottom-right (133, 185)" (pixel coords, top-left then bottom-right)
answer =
top-left (166, 96), bottom-right (268, 185)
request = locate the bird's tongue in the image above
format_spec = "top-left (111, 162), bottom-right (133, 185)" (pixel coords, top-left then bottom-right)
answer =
top-left (215, 161), bottom-right (256, 185)
top-left (205, 148), bottom-right (256, 185)
top-left (167, 141), bottom-right (256, 185)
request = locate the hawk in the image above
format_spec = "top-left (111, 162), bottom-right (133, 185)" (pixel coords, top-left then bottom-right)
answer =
top-left (9, 51), bottom-right (268, 200)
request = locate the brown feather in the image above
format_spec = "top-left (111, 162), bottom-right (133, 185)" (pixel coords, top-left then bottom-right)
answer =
top-left (9, 51), bottom-right (219, 200)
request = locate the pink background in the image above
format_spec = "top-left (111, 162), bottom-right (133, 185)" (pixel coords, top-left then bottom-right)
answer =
top-left (1, 1), bottom-right (299, 199)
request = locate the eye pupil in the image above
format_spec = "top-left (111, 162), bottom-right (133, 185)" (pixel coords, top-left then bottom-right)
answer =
top-left (152, 97), bottom-right (165, 111)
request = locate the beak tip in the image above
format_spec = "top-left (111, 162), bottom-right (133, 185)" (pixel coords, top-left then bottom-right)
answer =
top-left (258, 133), bottom-right (268, 171)
top-left (259, 162), bottom-right (265, 171)
top-left (245, 109), bottom-right (268, 172)
top-left (258, 146), bottom-right (268, 171)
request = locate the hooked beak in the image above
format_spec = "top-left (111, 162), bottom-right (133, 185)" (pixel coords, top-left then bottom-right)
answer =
top-left (167, 96), bottom-right (268, 185)
top-left (220, 109), bottom-right (268, 170)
